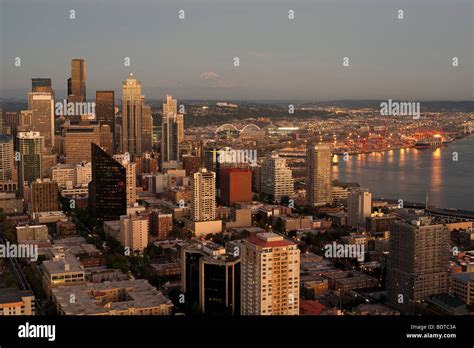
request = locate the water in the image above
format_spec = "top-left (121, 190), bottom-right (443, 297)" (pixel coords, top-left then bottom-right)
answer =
top-left (332, 136), bottom-right (474, 211)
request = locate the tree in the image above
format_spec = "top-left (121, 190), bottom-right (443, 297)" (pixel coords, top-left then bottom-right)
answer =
top-left (144, 244), bottom-right (162, 259)
top-left (274, 218), bottom-right (284, 233)
top-left (288, 230), bottom-right (297, 239)
top-left (106, 254), bottom-right (129, 273)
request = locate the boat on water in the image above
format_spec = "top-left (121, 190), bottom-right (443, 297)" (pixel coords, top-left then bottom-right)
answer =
top-left (414, 134), bottom-right (451, 149)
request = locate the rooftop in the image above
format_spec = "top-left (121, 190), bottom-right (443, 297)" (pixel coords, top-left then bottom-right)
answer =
top-left (248, 232), bottom-right (294, 248)
top-left (452, 272), bottom-right (474, 282)
top-left (51, 279), bottom-right (172, 315)
top-left (0, 288), bottom-right (34, 304)
top-left (42, 253), bottom-right (84, 275)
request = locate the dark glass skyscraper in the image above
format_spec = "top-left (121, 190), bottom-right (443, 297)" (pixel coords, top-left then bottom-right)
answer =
top-left (88, 143), bottom-right (127, 221)
top-left (95, 91), bottom-right (115, 149)
top-left (199, 257), bottom-right (241, 315)
top-left (68, 59), bottom-right (86, 103)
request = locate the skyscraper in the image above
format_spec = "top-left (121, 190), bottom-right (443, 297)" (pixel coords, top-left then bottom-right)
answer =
top-left (162, 94), bottom-right (177, 114)
top-left (88, 143), bottom-right (127, 221)
top-left (28, 92), bottom-right (55, 149)
top-left (99, 124), bottom-right (114, 155)
top-left (191, 168), bottom-right (217, 222)
top-left (161, 95), bottom-right (183, 163)
top-left (176, 113), bottom-right (184, 144)
top-left (121, 74), bottom-right (143, 157)
top-left (18, 131), bottom-right (43, 187)
top-left (387, 217), bottom-right (450, 314)
top-left (68, 59), bottom-right (86, 103)
top-left (347, 188), bottom-right (372, 228)
top-left (112, 153), bottom-right (137, 207)
top-left (141, 104), bottom-right (153, 153)
top-left (19, 110), bottom-right (33, 127)
top-left (199, 253), bottom-right (241, 315)
top-left (241, 232), bottom-right (300, 315)
top-left (0, 135), bottom-right (14, 181)
top-left (95, 91), bottom-right (115, 147)
top-left (181, 240), bottom-right (240, 314)
top-left (3, 112), bottom-right (19, 137)
top-left (261, 154), bottom-right (293, 203)
top-left (32, 78), bottom-right (53, 96)
top-left (64, 121), bottom-right (101, 164)
top-left (306, 144), bottom-right (332, 207)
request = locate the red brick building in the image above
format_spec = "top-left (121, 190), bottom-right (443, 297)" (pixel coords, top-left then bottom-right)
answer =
top-left (151, 210), bottom-right (173, 240)
top-left (220, 168), bottom-right (252, 206)
top-left (182, 155), bottom-right (201, 176)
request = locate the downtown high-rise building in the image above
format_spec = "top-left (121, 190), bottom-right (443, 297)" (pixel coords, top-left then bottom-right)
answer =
top-left (68, 59), bottom-right (86, 103)
top-left (347, 188), bottom-right (372, 228)
top-left (99, 124), bottom-right (114, 155)
top-left (199, 253), bottom-right (241, 315)
top-left (119, 212), bottom-right (149, 253)
top-left (32, 78), bottom-right (54, 96)
top-left (88, 143), bottom-right (127, 221)
top-left (63, 120), bottom-right (101, 164)
top-left (141, 103), bottom-right (153, 153)
top-left (30, 179), bottom-right (59, 213)
top-left (3, 112), bottom-right (19, 137)
top-left (306, 144), bottom-right (332, 206)
top-left (121, 74), bottom-right (143, 157)
top-left (387, 217), bottom-right (450, 314)
top-left (261, 154), bottom-right (293, 203)
top-left (28, 92), bottom-right (55, 149)
top-left (241, 232), bottom-right (300, 315)
top-left (19, 110), bottom-right (33, 128)
top-left (190, 168), bottom-right (216, 222)
top-left (113, 153), bottom-right (137, 207)
top-left (0, 135), bottom-right (14, 181)
top-left (181, 240), bottom-right (240, 315)
top-left (17, 131), bottom-right (44, 187)
top-left (95, 91), bottom-right (115, 149)
top-left (161, 95), bottom-right (183, 163)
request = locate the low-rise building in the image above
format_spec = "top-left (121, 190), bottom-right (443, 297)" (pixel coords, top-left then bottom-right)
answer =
top-left (51, 279), bottom-right (173, 315)
top-left (324, 271), bottom-right (379, 291)
top-left (452, 272), bottom-right (474, 305)
top-left (349, 303), bottom-right (399, 315)
top-left (41, 253), bottom-right (86, 293)
top-left (0, 193), bottom-right (24, 214)
top-left (16, 224), bottom-right (49, 243)
top-left (0, 288), bottom-right (35, 315)
top-left (104, 220), bottom-right (121, 240)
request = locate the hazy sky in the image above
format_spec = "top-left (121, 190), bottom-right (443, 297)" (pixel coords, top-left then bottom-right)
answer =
top-left (1, 0), bottom-right (473, 101)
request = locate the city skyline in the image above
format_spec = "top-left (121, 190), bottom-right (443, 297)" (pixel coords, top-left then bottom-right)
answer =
top-left (0, 2), bottom-right (473, 344)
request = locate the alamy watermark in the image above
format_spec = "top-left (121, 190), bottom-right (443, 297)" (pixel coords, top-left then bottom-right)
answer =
top-left (0, 242), bottom-right (38, 262)
top-left (18, 322), bottom-right (55, 341)
top-left (324, 242), bottom-right (364, 262)
top-left (380, 99), bottom-right (420, 119)
top-left (217, 148), bottom-right (257, 164)
top-left (55, 100), bottom-right (95, 116)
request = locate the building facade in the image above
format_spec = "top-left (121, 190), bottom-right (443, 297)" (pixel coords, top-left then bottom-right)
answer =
top-left (241, 232), bottom-right (300, 315)
top-left (306, 144), bottom-right (332, 206)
